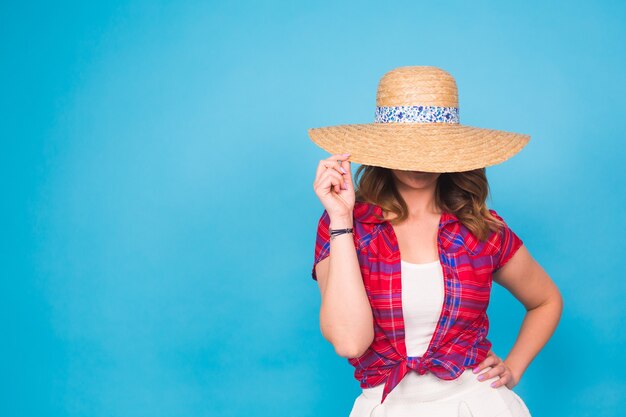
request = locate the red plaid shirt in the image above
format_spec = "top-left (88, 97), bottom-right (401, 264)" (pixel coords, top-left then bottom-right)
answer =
top-left (311, 200), bottom-right (524, 404)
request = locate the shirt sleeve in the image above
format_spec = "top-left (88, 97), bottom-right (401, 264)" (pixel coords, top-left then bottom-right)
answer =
top-left (311, 209), bottom-right (331, 281)
top-left (489, 209), bottom-right (524, 273)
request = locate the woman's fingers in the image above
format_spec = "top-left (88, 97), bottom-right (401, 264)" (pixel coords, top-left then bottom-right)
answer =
top-left (489, 371), bottom-right (512, 388)
top-left (485, 363), bottom-right (514, 389)
top-left (314, 166), bottom-right (346, 195)
top-left (476, 362), bottom-right (506, 382)
top-left (313, 153), bottom-right (354, 214)
top-left (338, 157), bottom-right (352, 190)
top-left (473, 353), bottom-right (498, 374)
top-left (315, 153), bottom-right (351, 180)
top-left (473, 351), bottom-right (510, 388)
top-left (314, 156), bottom-right (351, 193)
top-left (313, 166), bottom-right (342, 191)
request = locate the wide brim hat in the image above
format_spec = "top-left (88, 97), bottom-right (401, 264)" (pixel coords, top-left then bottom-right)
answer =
top-left (308, 66), bottom-right (530, 172)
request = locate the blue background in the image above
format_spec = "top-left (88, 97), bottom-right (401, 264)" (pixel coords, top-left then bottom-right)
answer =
top-left (2, 1), bottom-right (624, 416)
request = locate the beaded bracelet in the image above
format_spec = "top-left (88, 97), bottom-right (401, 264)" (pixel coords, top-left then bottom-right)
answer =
top-left (329, 227), bottom-right (353, 240)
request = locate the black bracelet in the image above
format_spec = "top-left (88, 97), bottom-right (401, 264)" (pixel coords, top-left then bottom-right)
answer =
top-left (329, 227), bottom-right (353, 240)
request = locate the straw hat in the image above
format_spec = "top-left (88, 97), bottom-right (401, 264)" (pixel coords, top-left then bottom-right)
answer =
top-left (307, 66), bottom-right (530, 172)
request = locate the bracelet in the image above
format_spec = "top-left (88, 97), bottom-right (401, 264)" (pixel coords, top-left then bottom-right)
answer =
top-left (329, 227), bottom-right (353, 240)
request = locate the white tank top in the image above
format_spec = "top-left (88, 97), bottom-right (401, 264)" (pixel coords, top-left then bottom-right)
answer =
top-left (400, 259), bottom-right (445, 357)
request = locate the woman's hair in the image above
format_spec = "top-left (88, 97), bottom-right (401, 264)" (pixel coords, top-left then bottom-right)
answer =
top-left (353, 165), bottom-right (506, 241)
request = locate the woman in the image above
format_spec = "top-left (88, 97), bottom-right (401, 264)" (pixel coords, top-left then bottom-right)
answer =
top-left (308, 67), bottom-right (563, 417)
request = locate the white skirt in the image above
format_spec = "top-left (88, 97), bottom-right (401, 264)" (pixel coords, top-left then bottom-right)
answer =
top-left (348, 367), bottom-right (532, 417)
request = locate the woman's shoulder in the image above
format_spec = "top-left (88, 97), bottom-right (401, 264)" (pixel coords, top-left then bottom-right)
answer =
top-left (458, 208), bottom-right (523, 262)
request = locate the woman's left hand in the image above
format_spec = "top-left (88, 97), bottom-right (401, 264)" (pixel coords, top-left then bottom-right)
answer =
top-left (472, 349), bottom-right (520, 389)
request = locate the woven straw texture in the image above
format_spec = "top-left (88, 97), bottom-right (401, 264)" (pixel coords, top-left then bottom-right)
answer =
top-left (308, 66), bottom-right (530, 172)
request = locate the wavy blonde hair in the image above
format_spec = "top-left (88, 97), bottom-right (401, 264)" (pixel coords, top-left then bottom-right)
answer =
top-left (353, 165), bottom-right (506, 241)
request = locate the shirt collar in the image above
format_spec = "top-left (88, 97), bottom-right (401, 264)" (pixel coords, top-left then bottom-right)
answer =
top-left (354, 200), bottom-right (459, 227)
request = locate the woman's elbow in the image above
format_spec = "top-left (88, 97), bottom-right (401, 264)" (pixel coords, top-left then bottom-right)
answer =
top-left (334, 344), bottom-right (364, 359)
top-left (331, 330), bottom-right (374, 359)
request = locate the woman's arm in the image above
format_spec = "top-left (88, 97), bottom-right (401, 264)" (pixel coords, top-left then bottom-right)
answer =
top-left (492, 244), bottom-right (563, 384)
top-left (314, 213), bottom-right (374, 359)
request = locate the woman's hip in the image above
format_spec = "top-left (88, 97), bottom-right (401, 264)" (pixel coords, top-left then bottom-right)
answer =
top-left (350, 368), bottom-right (532, 417)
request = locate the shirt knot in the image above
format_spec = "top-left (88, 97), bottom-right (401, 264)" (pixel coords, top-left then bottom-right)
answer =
top-left (407, 356), bottom-right (430, 375)
top-left (380, 356), bottom-right (432, 404)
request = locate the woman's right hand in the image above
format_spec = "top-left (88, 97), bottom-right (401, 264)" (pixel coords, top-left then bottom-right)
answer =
top-left (313, 153), bottom-right (355, 219)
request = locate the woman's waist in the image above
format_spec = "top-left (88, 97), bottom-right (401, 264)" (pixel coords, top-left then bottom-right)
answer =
top-left (361, 367), bottom-right (494, 402)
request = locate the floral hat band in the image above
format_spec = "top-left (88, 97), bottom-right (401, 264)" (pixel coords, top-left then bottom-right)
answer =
top-left (374, 105), bottom-right (460, 124)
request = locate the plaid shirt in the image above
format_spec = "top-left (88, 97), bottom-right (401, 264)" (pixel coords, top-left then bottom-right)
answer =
top-left (311, 200), bottom-right (524, 404)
